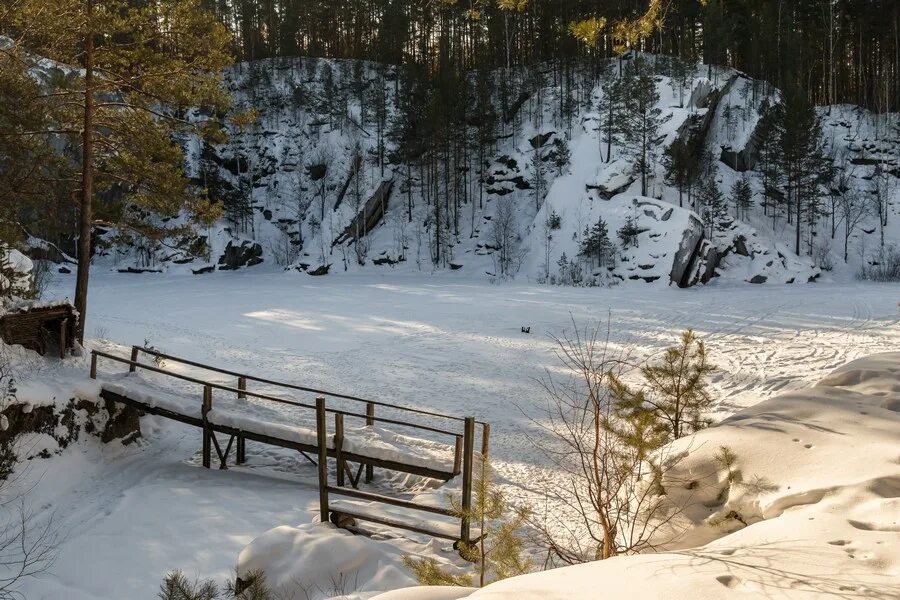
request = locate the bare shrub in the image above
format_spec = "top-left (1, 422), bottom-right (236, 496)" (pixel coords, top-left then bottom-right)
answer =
top-left (0, 350), bottom-right (59, 599)
top-left (526, 320), bottom-right (695, 566)
top-left (859, 245), bottom-right (900, 281)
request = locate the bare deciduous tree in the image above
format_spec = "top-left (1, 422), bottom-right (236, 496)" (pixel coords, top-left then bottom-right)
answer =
top-left (526, 320), bottom-right (690, 566)
top-left (490, 197), bottom-right (520, 278)
top-left (0, 352), bottom-right (58, 599)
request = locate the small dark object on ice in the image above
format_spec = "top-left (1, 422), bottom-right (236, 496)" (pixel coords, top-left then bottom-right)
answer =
top-left (521, 326), bottom-right (531, 334)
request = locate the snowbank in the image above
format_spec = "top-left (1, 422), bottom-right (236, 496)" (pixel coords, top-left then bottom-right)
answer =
top-left (237, 523), bottom-right (419, 599)
top-left (377, 352), bottom-right (900, 600)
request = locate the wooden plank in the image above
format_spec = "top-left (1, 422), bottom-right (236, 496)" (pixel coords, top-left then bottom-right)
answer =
top-left (202, 385), bottom-right (212, 469)
top-left (335, 413), bottom-right (345, 487)
top-left (460, 417), bottom-right (475, 545)
top-left (316, 396), bottom-right (329, 523)
top-left (340, 451), bottom-right (454, 481)
top-left (129, 347), bottom-right (474, 424)
top-left (329, 507), bottom-right (459, 542)
top-left (481, 423), bottom-right (491, 458)
top-left (99, 389), bottom-right (204, 427)
top-left (326, 486), bottom-right (453, 516)
top-left (365, 402), bottom-right (374, 483)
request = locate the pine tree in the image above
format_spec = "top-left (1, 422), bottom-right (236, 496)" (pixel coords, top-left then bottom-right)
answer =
top-left (756, 100), bottom-right (783, 224)
top-left (777, 87), bottom-right (833, 256)
top-left (640, 330), bottom-right (717, 439)
top-left (551, 137), bottom-right (570, 175)
top-left (578, 216), bottom-right (614, 269)
top-left (698, 178), bottom-right (727, 239)
top-left (664, 137), bottom-right (699, 208)
top-left (3, 0), bottom-right (232, 342)
top-left (158, 571), bottom-right (218, 600)
top-left (617, 216), bottom-right (644, 249)
top-left (403, 457), bottom-right (530, 588)
top-left (609, 330), bottom-right (717, 442)
top-left (556, 251), bottom-right (570, 284)
top-left (731, 176), bottom-right (753, 219)
top-left (597, 63), bottom-right (626, 163)
top-left (620, 58), bottom-right (663, 196)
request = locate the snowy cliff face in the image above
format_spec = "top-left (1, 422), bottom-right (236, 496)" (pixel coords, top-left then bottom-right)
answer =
top-left (94, 55), bottom-right (896, 286)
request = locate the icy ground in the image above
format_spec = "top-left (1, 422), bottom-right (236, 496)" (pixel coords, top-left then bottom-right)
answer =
top-left (16, 272), bottom-right (900, 598)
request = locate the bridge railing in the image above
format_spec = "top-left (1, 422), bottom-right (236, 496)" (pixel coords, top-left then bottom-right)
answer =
top-left (90, 347), bottom-right (487, 545)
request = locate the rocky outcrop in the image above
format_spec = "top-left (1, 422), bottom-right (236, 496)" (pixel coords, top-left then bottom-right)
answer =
top-left (334, 179), bottom-right (394, 245)
top-left (670, 214), bottom-right (708, 287)
top-left (0, 397), bottom-right (141, 478)
top-left (218, 240), bottom-right (264, 270)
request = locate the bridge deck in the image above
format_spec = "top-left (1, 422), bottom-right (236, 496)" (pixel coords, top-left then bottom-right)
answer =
top-left (91, 347), bottom-right (488, 545)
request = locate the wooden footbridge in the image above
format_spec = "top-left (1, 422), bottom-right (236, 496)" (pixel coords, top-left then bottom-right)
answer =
top-left (90, 346), bottom-right (490, 546)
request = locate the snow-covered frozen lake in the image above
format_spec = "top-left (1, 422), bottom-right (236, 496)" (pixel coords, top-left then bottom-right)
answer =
top-left (25, 273), bottom-right (900, 599)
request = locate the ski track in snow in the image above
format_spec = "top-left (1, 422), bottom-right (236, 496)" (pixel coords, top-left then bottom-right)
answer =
top-left (19, 273), bottom-right (900, 599)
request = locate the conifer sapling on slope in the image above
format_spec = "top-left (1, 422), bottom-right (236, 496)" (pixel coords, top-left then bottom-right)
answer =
top-left (403, 456), bottom-right (530, 588)
top-left (616, 330), bottom-right (717, 441)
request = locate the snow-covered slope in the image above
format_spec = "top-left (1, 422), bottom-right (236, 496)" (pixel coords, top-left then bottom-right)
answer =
top-left (67, 53), bottom-right (896, 287)
top-left (375, 352), bottom-right (900, 599)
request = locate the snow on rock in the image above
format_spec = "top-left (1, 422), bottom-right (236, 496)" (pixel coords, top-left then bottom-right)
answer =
top-left (713, 219), bottom-right (821, 285)
top-left (0, 245), bottom-right (34, 298)
top-left (237, 523), bottom-right (418, 599)
top-left (527, 190), bottom-right (706, 286)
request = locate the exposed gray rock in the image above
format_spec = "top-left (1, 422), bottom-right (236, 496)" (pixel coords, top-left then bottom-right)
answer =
top-left (218, 240), bottom-right (264, 270)
top-left (670, 214), bottom-right (706, 287)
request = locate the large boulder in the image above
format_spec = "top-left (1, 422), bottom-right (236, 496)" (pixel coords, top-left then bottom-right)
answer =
top-left (218, 240), bottom-right (264, 270)
top-left (670, 215), bottom-right (707, 287)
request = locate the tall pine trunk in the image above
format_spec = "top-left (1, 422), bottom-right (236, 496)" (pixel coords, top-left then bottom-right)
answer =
top-left (75, 0), bottom-right (94, 344)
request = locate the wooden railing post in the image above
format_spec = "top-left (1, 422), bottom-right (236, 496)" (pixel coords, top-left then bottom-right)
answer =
top-left (89, 352), bottom-right (97, 379)
top-left (460, 416), bottom-right (475, 547)
top-left (335, 412), bottom-right (345, 487)
top-left (481, 423), bottom-right (491, 459)
top-left (365, 402), bottom-right (375, 483)
top-left (236, 376), bottom-right (247, 464)
top-left (128, 346), bottom-right (139, 373)
top-left (453, 435), bottom-right (463, 476)
top-left (201, 385), bottom-right (212, 469)
top-left (315, 396), bottom-right (329, 524)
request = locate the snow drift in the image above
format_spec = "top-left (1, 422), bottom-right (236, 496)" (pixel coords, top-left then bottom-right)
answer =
top-left (370, 352), bottom-right (900, 599)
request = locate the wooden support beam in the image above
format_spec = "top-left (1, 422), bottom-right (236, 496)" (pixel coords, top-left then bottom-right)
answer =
top-left (316, 396), bottom-right (329, 524)
top-left (481, 423), bottom-right (491, 458)
top-left (327, 486), bottom-right (453, 516)
top-left (90, 352), bottom-right (97, 379)
top-left (460, 416), bottom-right (475, 546)
top-left (59, 318), bottom-right (67, 359)
top-left (330, 508), bottom-right (459, 541)
top-left (365, 402), bottom-right (375, 483)
top-left (128, 346), bottom-right (139, 373)
top-left (236, 376), bottom-right (247, 466)
top-left (202, 385), bottom-right (212, 469)
top-left (453, 435), bottom-right (463, 476)
top-left (335, 412), bottom-right (345, 487)
top-left (237, 435), bottom-right (246, 465)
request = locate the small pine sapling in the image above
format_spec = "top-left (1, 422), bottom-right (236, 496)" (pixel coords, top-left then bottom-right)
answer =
top-left (640, 330), bottom-right (717, 440)
top-left (404, 457), bottom-right (530, 588)
top-left (713, 445), bottom-right (741, 504)
top-left (617, 216), bottom-right (645, 249)
top-left (158, 571), bottom-right (218, 600)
